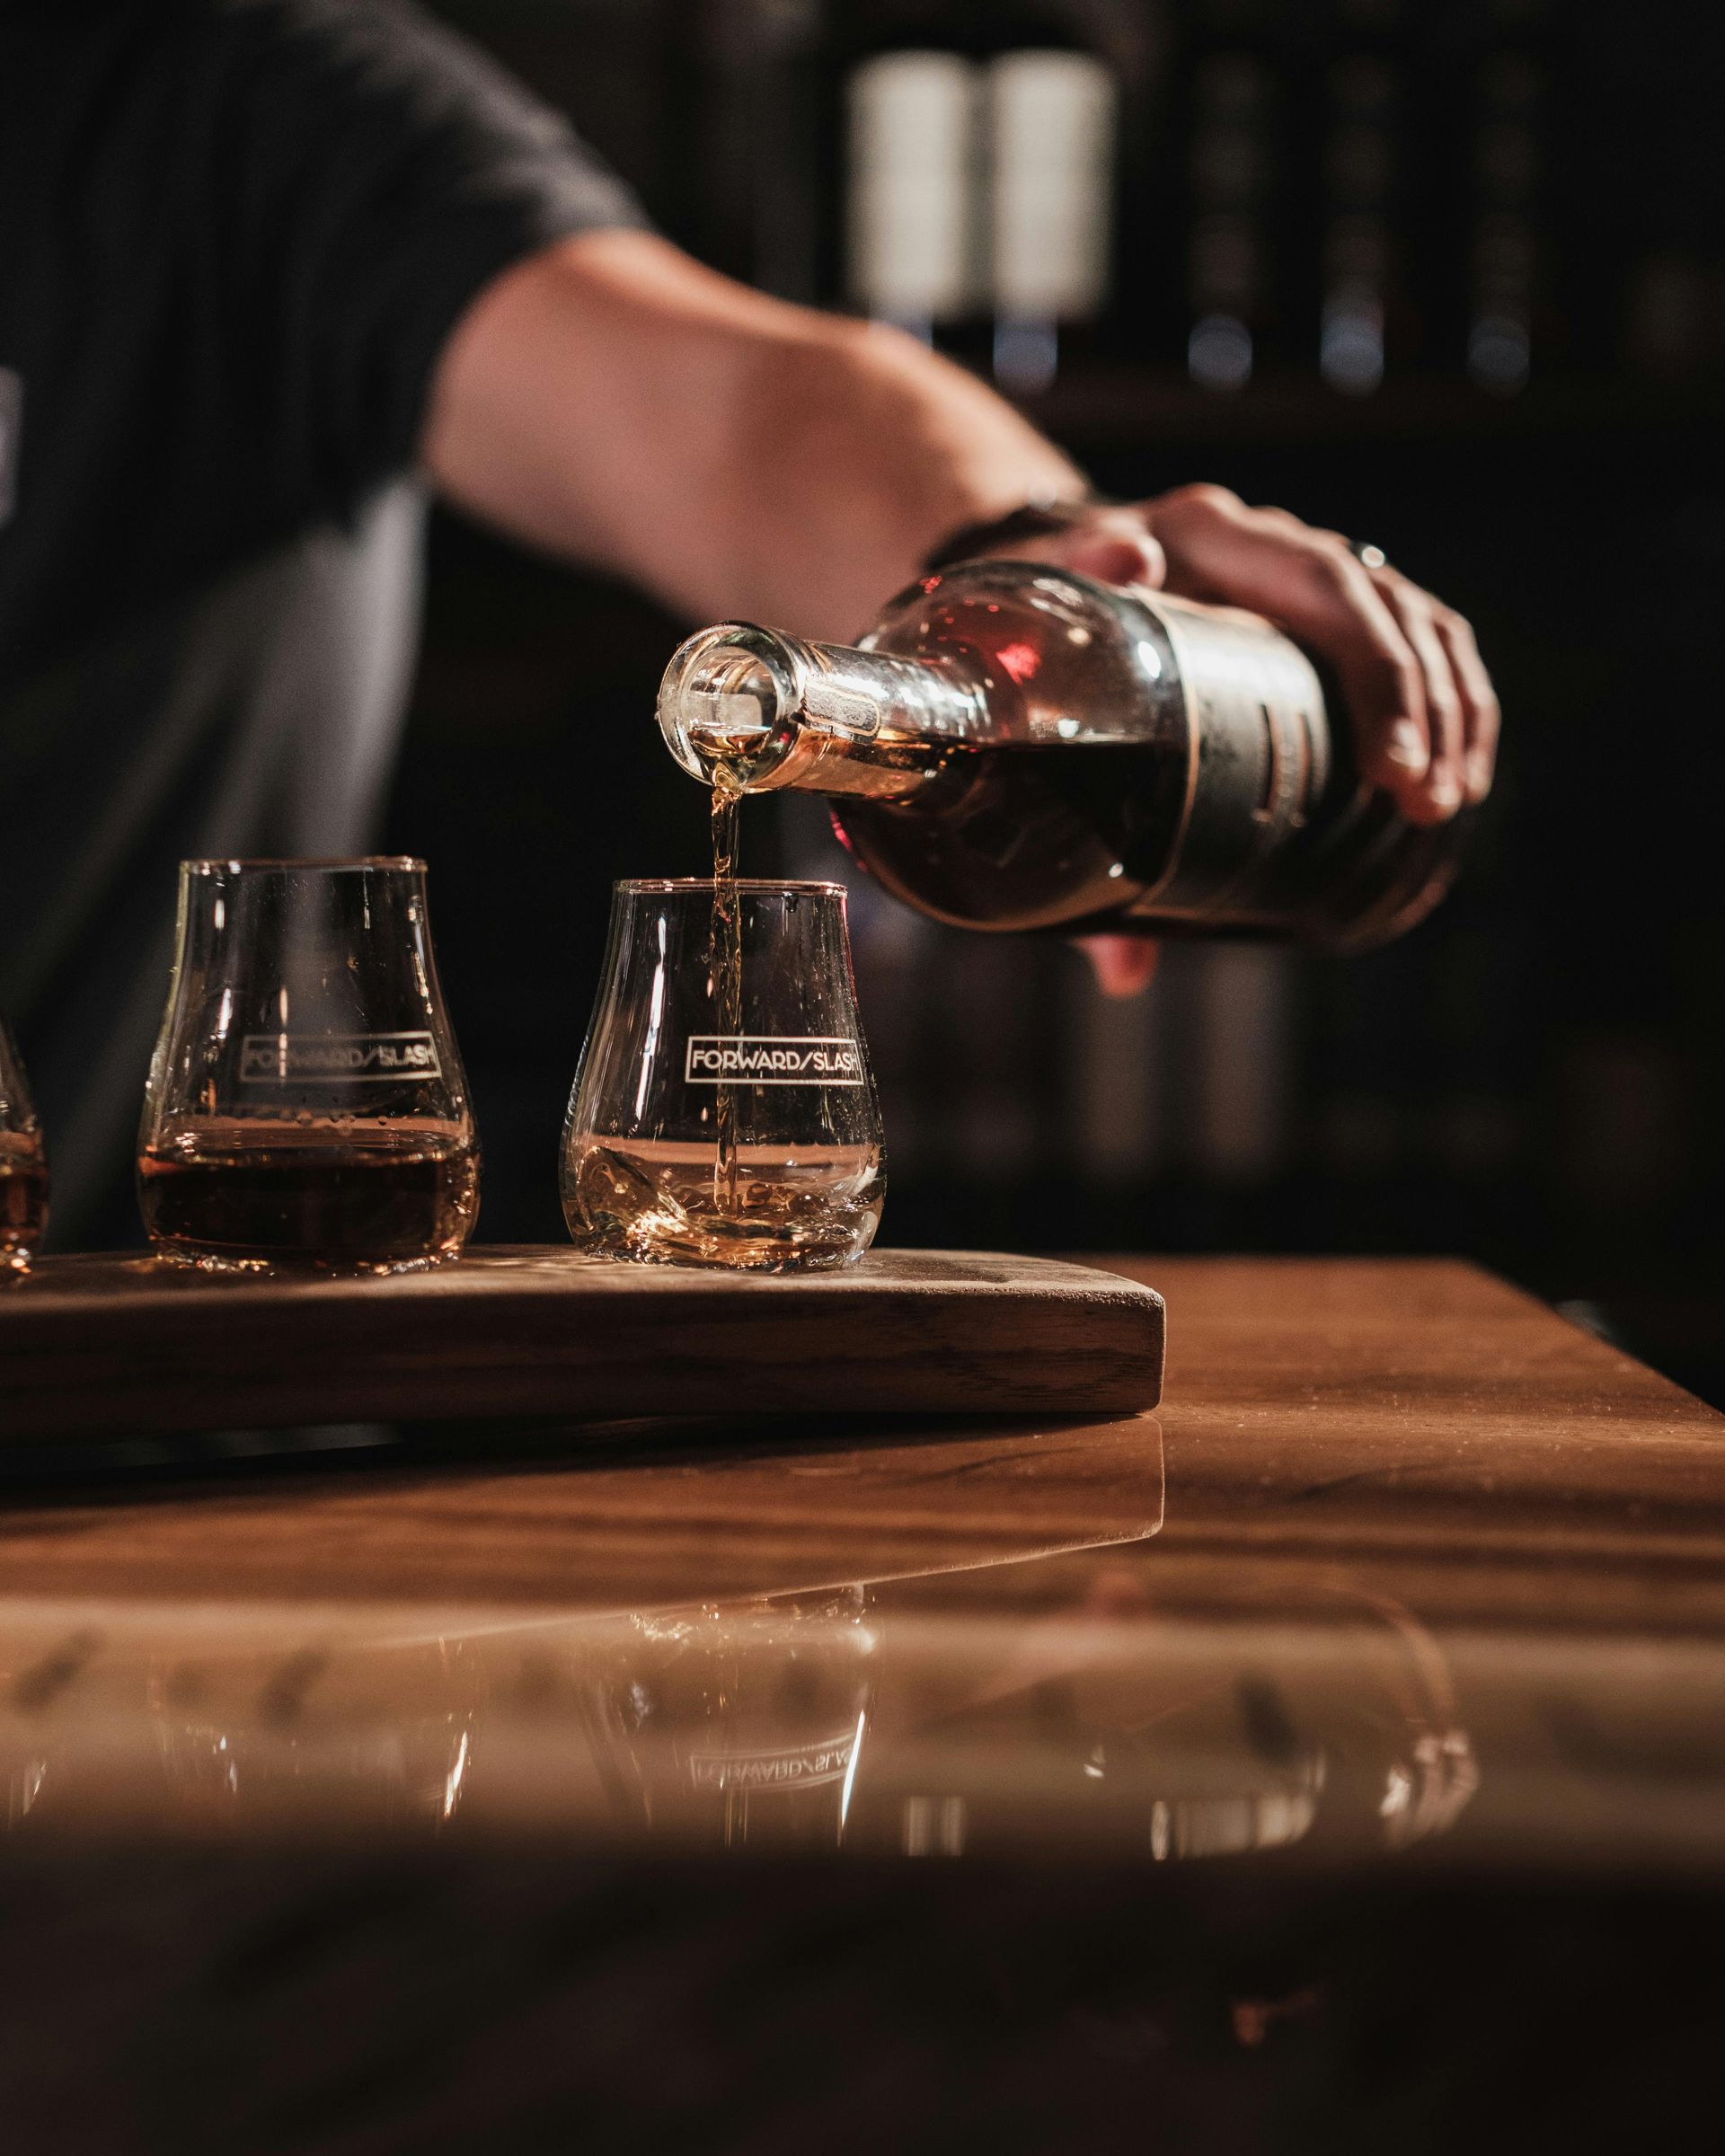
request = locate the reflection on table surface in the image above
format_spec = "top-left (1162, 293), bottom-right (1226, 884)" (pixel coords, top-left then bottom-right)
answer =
top-left (1, 1258), bottom-right (1722, 1878)
top-left (0, 1551), bottom-right (1489, 1866)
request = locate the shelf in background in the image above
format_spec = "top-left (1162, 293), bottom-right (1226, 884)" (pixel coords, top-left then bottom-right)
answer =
top-left (1011, 368), bottom-right (1722, 452)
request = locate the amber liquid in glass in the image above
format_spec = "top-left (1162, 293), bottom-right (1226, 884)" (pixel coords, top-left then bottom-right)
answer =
top-left (137, 1122), bottom-right (478, 1271)
top-left (0, 1132), bottom-right (49, 1268)
top-left (566, 791), bottom-right (881, 1271)
top-left (566, 1134), bottom-right (884, 1270)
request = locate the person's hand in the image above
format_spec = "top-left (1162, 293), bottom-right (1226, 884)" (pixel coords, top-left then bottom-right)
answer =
top-left (1017, 487), bottom-right (1499, 821)
top-left (986, 488), bottom-right (1499, 997)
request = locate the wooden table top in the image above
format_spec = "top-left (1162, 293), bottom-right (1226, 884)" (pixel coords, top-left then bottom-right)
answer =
top-left (3, 1255), bottom-right (1722, 1878)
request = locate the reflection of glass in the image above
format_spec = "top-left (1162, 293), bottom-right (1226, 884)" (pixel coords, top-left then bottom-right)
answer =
top-left (857, 1569), bottom-right (1478, 1864)
top-left (150, 1641), bottom-right (480, 1833)
top-left (0, 1561), bottom-right (1479, 1867)
top-left (579, 1587), bottom-right (876, 1848)
top-left (137, 860), bottom-right (478, 1272)
top-left (0, 1628), bottom-right (480, 1838)
top-left (0, 1010), bottom-right (48, 1270)
top-left (562, 879), bottom-right (885, 1270)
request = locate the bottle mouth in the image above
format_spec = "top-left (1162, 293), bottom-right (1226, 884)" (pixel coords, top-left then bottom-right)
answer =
top-left (657, 623), bottom-right (801, 790)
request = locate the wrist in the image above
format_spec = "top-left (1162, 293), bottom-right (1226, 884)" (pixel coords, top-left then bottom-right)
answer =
top-left (920, 494), bottom-right (1109, 575)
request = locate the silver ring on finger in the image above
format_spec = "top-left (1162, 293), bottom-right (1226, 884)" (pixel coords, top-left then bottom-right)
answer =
top-left (1348, 539), bottom-right (1388, 570)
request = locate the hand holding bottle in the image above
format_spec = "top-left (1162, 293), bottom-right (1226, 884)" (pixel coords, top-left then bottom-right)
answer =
top-left (660, 559), bottom-right (1470, 964)
top-left (947, 489), bottom-right (1499, 995)
top-left (976, 488), bottom-right (1499, 826)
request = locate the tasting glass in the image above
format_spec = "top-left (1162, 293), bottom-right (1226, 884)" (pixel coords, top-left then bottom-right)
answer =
top-left (0, 1008), bottom-right (49, 1271)
top-left (562, 879), bottom-right (885, 1269)
top-left (137, 859), bottom-right (478, 1272)
top-left (577, 1586), bottom-right (876, 1851)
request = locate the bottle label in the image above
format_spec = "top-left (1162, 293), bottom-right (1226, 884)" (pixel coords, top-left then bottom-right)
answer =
top-left (239, 1032), bottom-right (441, 1083)
top-left (801, 677), bottom-right (881, 736)
top-left (685, 1035), bottom-right (864, 1085)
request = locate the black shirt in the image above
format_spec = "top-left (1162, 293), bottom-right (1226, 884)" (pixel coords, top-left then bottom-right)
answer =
top-left (0, 0), bottom-right (643, 1236)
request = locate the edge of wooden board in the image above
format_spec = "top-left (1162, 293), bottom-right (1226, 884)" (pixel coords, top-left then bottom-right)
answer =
top-left (0, 1248), bottom-right (1166, 1437)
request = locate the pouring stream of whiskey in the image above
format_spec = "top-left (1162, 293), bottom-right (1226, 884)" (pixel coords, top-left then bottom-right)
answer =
top-left (709, 770), bottom-right (743, 1214)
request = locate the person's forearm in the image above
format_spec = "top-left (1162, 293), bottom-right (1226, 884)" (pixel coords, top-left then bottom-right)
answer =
top-left (424, 227), bottom-right (1498, 844)
top-left (423, 229), bottom-right (1084, 639)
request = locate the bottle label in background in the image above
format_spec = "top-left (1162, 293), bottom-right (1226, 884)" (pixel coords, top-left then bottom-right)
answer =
top-left (685, 1035), bottom-right (863, 1085)
top-left (239, 1032), bottom-right (441, 1083)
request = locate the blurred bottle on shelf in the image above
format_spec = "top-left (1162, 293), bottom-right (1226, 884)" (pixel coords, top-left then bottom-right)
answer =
top-left (1624, 255), bottom-right (1724, 382)
top-left (985, 49), bottom-right (1118, 396)
top-left (1186, 55), bottom-right (1270, 393)
top-left (845, 50), bottom-right (978, 344)
top-left (1319, 57), bottom-right (1398, 395)
top-left (1468, 53), bottom-right (1544, 394)
top-left (698, 0), bottom-right (827, 302)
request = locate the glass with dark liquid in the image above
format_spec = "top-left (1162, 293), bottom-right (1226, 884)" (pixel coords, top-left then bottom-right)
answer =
top-left (1, 1008), bottom-right (48, 1271)
top-left (137, 859), bottom-right (478, 1272)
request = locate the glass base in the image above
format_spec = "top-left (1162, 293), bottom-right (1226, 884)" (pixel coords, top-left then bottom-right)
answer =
top-left (563, 1136), bottom-right (884, 1275)
top-left (572, 1229), bottom-right (876, 1275)
top-left (146, 1240), bottom-right (467, 1278)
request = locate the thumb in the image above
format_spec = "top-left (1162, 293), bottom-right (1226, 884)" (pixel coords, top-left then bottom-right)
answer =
top-left (1004, 509), bottom-right (1169, 592)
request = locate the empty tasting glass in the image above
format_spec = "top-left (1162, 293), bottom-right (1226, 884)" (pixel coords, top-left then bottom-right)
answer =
top-left (1, 1009), bottom-right (49, 1271)
top-left (562, 879), bottom-right (885, 1270)
top-left (137, 859), bottom-right (478, 1272)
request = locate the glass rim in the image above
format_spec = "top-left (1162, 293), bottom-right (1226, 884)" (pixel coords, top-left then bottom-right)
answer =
top-left (615, 877), bottom-right (847, 897)
top-left (180, 855), bottom-right (428, 875)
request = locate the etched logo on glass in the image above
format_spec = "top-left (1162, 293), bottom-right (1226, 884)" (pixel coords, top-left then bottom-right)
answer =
top-left (684, 1034), bottom-right (863, 1086)
top-left (686, 1728), bottom-right (859, 1790)
top-left (239, 1031), bottom-right (442, 1084)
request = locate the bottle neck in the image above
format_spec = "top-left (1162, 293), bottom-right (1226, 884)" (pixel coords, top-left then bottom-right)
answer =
top-left (657, 623), bottom-right (987, 802)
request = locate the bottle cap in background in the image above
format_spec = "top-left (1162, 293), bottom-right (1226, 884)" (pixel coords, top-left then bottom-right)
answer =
top-left (986, 50), bottom-right (1117, 324)
top-left (846, 52), bottom-right (978, 331)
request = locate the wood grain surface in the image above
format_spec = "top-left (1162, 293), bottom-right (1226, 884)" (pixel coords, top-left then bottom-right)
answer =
top-left (0, 1257), bottom-right (1715, 1621)
top-left (1, 1259), bottom-right (1724, 1884)
top-left (0, 1247), bottom-right (1166, 1437)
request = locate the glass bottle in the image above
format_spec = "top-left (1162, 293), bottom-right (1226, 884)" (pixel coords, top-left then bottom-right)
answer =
top-left (657, 559), bottom-right (1464, 950)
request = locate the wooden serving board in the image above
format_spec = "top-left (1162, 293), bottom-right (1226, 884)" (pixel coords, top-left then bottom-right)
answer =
top-left (0, 1248), bottom-right (1164, 1441)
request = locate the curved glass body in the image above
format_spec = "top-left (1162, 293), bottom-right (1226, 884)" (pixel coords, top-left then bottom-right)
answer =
top-left (0, 1009), bottom-right (48, 1270)
top-left (562, 879), bottom-right (885, 1270)
top-left (137, 859), bottom-right (478, 1272)
top-left (659, 561), bottom-right (1464, 950)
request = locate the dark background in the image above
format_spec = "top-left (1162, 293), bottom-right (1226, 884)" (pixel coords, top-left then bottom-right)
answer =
top-left (385, 0), bottom-right (1725, 1401)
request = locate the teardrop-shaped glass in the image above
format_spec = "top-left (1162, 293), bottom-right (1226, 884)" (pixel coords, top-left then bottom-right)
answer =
top-left (137, 859), bottom-right (478, 1272)
top-left (562, 879), bottom-right (885, 1270)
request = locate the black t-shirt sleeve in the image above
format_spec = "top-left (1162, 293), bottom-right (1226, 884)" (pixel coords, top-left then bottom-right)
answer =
top-left (0, 0), bottom-right (652, 680)
top-left (202, 0), bottom-right (651, 520)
